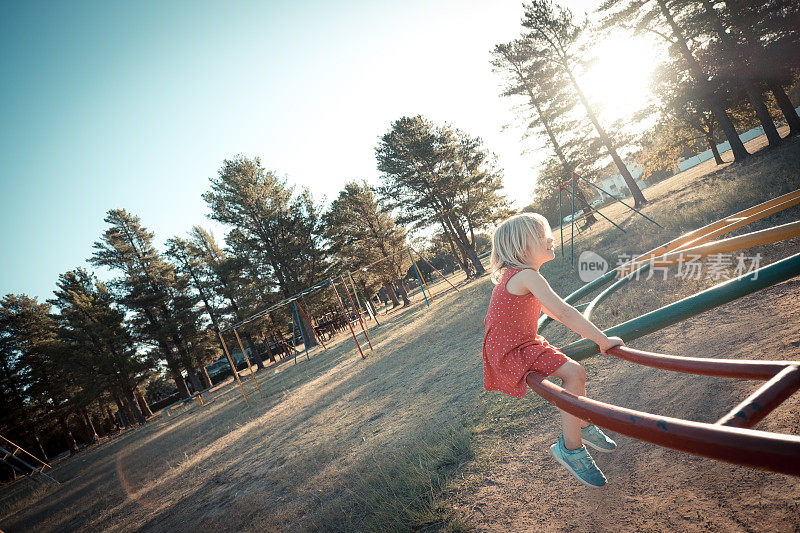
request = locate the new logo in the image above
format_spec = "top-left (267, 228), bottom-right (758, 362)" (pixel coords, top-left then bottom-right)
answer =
top-left (578, 250), bottom-right (608, 282)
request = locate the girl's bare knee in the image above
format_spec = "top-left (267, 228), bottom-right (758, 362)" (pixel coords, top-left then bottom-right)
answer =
top-left (553, 359), bottom-right (584, 382)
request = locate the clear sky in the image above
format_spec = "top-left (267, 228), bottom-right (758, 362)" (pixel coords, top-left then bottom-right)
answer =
top-left (0, 0), bottom-right (659, 301)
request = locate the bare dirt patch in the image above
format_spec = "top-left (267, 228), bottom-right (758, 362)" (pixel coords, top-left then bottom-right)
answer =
top-left (0, 281), bottom-right (488, 532)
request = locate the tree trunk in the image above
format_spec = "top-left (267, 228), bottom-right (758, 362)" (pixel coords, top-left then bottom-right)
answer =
top-left (519, 76), bottom-right (598, 223)
top-left (382, 280), bottom-right (401, 308)
top-left (122, 389), bottom-right (146, 425)
top-left (356, 279), bottom-right (377, 318)
top-left (296, 308), bottom-right (319, 349)
top-left (742, 80), bottom-right (781, 147)
top-left (700, 0), bottom-right (781, 147)
top-left (565, 68), bottom-right (648, 207)
top-left (112, 393), bottom-right (128, 428)
top-left (707, 134), bottom-right (724, 164)
top-left (58, 416), bottom-right (79, 455)
top-left (185, 364), bottom-right (203, 392)
top-left (656, 0), bottom-right (749, 162)
top-left (135, 389), bottom-right (153, 418)
top-left (81, 408), bottom-right (99, 443)
top-left (75, 410), bottom-right (92, 446)
top-left (445, 213), bottom-right (486, 275)
top-left (170, 367), bottom-right (191, 399)
top-left (243, 332), bottom-right (265, 370)
top-left (106, 406), bottom-right (120, 431)
top-left (260, 333), bottom-right (277, 363)
top-left (394, 280), bottom-right (411, 306)
top-left (769, 83), bottom-right (800, 136)
top-left (33, 433), bottom-right (48, 461)
top-left (573, 185), bottom-right (598, 224)
top-left (439, 220), bottom-right (470, 274)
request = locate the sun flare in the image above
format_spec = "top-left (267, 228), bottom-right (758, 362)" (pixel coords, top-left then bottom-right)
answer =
top-left (578, 34), bottom-right (663, 122)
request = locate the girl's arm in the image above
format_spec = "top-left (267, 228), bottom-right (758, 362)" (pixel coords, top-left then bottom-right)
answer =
top-left (540, 303), bottom-right (564, 324)
top-left (518, 269), bottom-right (623, 354)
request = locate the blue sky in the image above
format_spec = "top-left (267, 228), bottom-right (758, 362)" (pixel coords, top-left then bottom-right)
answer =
top-left (0, 0), bottom-right (656, 301)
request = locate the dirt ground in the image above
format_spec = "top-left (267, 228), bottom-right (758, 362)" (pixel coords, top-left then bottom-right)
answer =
top-left (0, 277), bottom-right (489, 532)
top-left (447, 274), bottom-right (800, 532)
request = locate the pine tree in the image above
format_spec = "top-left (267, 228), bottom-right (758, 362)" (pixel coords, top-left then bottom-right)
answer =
top-left (203, 155), bottom-right (328, 347)
top-left (376, 116), bottom-right (508, 276)
top-left (519, 0), bottom-right (649, 206)
top-left (721, 0), bottom-right (800, 135)
top-left (0, 295), bottom-right (79, 455)
top-left (49, 268), bottom-right (154, 425)
top-left (492, 38), bottom-right (600, 223)
top-left (323, 181), bottom-right (412, 307)
top-left (90, 209), bottom-right (194, 398)
top-left (597, 0), bottom-right (750, 161)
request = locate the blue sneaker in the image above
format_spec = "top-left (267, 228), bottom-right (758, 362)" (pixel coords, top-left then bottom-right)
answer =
top-left (581, 425), bottom-right (617, 453)
top-left (550, 435), bottom-right (607, 488)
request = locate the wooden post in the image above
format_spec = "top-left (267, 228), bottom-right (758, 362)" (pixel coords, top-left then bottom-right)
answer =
top-left (218, 331), bottom-right (250, 407)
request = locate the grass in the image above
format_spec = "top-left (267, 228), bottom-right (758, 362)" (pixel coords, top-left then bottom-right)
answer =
top-left (1, 134), bottom-right (798, 532)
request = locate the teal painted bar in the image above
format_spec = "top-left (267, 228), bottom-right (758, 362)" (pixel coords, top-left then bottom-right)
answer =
top-left (583, 263), bottom-right (651, 320)
top-left (538, 269), bottom-right (617, 331)
top-left (560, 252), bottom-right (800, 361)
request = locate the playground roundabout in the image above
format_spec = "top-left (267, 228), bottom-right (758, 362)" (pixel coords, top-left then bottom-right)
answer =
top-left (449, 190), bottom-right (800, 531)
top-left (535, 190), bottom-right (800, 477)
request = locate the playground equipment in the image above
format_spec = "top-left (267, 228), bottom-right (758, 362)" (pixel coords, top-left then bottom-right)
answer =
top-left (534, 189), bottom-right (800, 476)
top-left (214, 246), bottom-right (460, 406)
top-left (0, 434), bottom-right (58, 484)
top-left (557, 171), bottom-right (662, 266)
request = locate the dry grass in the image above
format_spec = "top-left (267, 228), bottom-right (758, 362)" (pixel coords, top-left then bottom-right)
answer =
top-left (1, 132), bottom-right (799, 533)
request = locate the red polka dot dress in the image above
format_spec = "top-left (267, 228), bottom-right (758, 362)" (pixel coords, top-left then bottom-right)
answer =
top-left (483, 267), bottom-right (569, 398)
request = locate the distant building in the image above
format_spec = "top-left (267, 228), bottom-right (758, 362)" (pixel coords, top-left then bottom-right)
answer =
top-left (591, 165), bottom-right (649, 202)
top-left (674, 105), bottom-right (800, 173)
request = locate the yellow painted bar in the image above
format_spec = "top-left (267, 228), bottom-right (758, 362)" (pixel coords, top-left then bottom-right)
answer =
top-left (0, 435), bottom-right (52, 471)
top-left (624, 220), bottom-right (800, 272)
top-left (218, 331), bottom-right (250, 407)
top-left (670, 195), bottom-right (800, 255)
top-left (233, 328), bottom-right (263, 398)
top-left (622, 189), bottom-right (800, 271)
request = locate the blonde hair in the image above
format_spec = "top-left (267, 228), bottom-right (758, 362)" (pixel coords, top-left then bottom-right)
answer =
top-left (489, 212), bottom-right (552, 283)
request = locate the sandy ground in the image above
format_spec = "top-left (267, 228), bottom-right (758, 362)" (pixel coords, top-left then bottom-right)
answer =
top-left (0, 277), bottom-right (489, 532)
top-left (447, 275), bottom-right (800, 532)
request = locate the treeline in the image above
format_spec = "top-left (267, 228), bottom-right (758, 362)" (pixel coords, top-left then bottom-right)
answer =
top-left (494, 0), bottom-right (799, 224)
top-left (0, 117), bottom-right (507, 468)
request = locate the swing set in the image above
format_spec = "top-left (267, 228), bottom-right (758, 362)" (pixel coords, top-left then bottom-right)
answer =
top-left (0, 434), bottom-right (59, 484)
top-left (557, 171), bottom-right (662, 265)
top-left (213, 246), bottom-right (461, 406)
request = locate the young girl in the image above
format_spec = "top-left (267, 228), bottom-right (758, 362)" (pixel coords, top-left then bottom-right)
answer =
top-left (483, 213), bottom-right (624, 488)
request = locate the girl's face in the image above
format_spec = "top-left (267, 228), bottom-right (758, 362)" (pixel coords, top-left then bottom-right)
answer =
top-left (525, 232), bottom-right (555, 269)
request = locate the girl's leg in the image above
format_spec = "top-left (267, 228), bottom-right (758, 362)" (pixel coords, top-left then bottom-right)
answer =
top-left (549, 359), bottom-right (588, 449)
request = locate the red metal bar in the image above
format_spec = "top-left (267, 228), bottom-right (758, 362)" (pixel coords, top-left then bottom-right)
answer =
top-left (329, 278), bottom-right (365, 359)
top-left (295, 299), bottom-right (327, 350)
top-left (340, 275), bottom-right (373, 351)
top-left (525, 373), bottom-right (800, 477)
top-left (608, 346), bottom-right (791, 380)
top-left (716, 366), bottom-right (800, 428)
